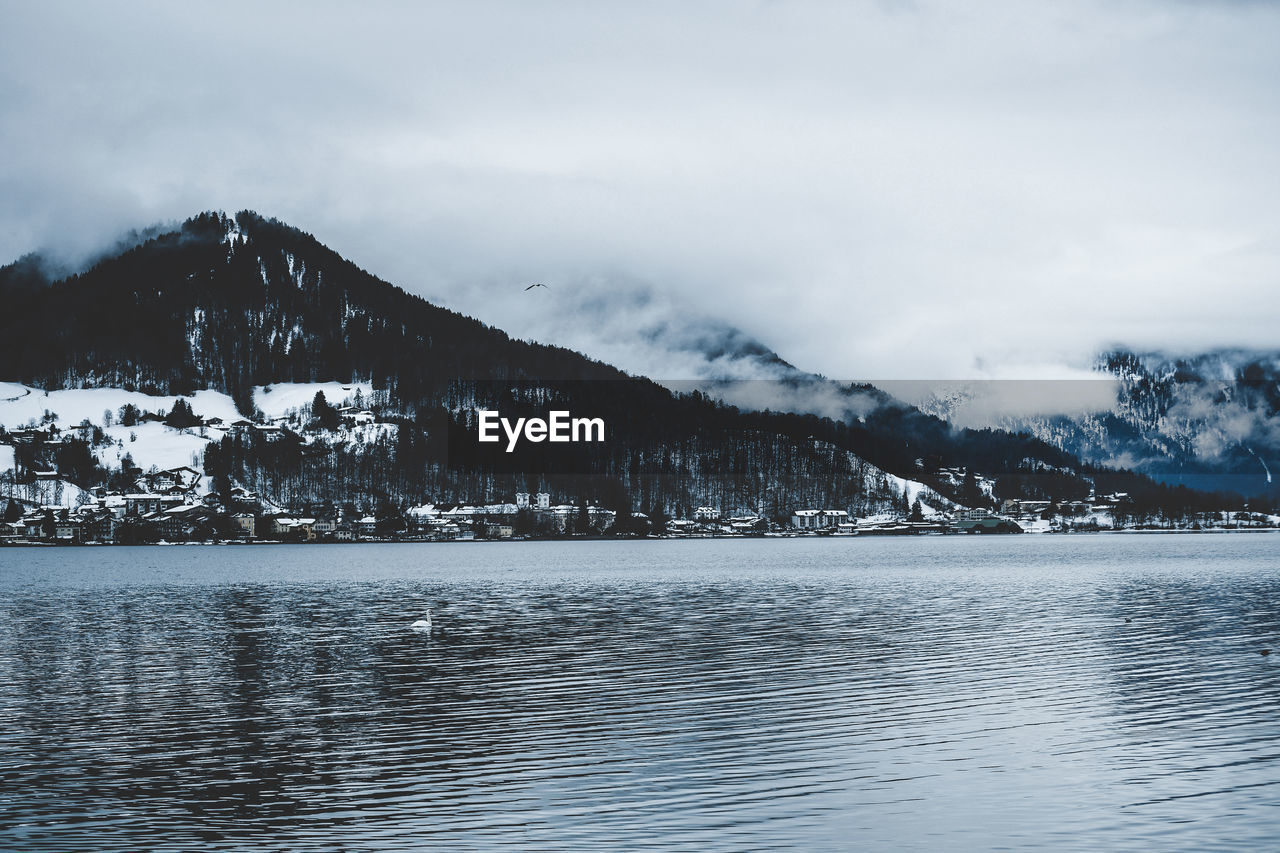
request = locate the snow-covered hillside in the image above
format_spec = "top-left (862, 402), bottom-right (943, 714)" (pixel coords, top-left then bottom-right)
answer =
top-left (95, 422), bottom-right (215, 478)
top-left (0, 383), bottom-right (239, 483)
top-left (0, 382), bottom-right (241, 430)
top-left (0, 381), bottom-right (376, 431)
top-left (1, 381), bottom-right (379, 494)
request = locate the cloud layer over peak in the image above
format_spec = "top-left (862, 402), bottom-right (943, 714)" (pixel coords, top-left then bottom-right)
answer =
top-left (3, 1), bottom-right (1278, 379)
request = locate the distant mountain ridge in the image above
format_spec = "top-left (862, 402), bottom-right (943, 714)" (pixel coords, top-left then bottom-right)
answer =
top-left (0, 211), bottom-right (1243, 514)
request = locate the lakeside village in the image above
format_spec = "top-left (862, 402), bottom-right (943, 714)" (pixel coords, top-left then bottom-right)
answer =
top-left (2, 385), bottom-right (1278, 546)
top-left (5, 471), bottom-right (1274, 545)
top-left (4, 467), bottom-right (1278, 546)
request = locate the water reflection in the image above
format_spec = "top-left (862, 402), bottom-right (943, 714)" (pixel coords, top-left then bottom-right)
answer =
top-left (1, 536), bottom-right (1278, 850)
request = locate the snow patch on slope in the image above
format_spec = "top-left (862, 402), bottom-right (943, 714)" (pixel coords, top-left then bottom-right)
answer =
top-left (885, 472), bottom-right (958, 516)
top-left (253, 382), bottom-right (372, 421)
top-left (97, 423), bottom-right (215, 484)
top-left (0, 383), bottom-right (241, 429)
top-left (0, 384), bottom-right (246, 495)
top-left (18, 478), bottom-right (93, 509)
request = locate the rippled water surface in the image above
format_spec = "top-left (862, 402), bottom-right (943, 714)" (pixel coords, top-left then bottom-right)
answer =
top-left (2, 535), bottom-right (1279, 850)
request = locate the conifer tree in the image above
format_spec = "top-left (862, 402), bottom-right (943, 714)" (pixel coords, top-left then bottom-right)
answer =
top-left (909, 498), bottom-right (924, 522)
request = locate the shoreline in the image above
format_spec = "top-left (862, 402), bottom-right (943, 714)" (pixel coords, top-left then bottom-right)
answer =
top-left (3, 526), bottom-right (1278, 547)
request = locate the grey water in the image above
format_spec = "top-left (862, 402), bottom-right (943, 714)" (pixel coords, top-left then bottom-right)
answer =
top-left (1, 534), bottom-right (1278, 851)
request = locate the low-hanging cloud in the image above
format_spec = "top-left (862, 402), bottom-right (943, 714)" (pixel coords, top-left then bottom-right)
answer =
top-left (2, 0), bottom-right (1279, 380)
top-left (881, 377), bottom-right (1124, 428)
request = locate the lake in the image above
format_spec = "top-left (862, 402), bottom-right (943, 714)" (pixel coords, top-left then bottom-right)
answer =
top-left (2, 534), bottom-right (1278, 850)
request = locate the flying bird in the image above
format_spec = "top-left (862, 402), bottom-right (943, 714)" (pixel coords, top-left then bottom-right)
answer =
top-left (524, 282), bottom-right (549, 291)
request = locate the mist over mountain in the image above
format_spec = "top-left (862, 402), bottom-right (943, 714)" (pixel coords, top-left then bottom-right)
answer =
top-left (484, 271), bottom-right (1280, 503)
top-left (0, 211), bottom-right (1249, 516)
top-left (1091, 350), bottom-right (1279, 498)
top-left (906, 350), bottom-right (1280, 500)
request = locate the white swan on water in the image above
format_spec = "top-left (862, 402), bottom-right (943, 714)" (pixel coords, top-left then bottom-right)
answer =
top-left (410, 612), bottom-right (432, 633)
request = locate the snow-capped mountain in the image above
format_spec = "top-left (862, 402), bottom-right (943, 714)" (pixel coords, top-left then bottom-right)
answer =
top-left (1090, 350), bottom-right (1279, 497)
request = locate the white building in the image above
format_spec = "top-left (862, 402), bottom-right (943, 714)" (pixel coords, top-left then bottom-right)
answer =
top-left (792, 509), bottom-right (822, 529)
top-left (823, 510), bottom-right (849, 526)
top-left (792, 509), bottom-right (849, 530)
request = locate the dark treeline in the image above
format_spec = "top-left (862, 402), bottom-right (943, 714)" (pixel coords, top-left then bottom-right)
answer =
top-left (202, 394), bottom-right (899, 520)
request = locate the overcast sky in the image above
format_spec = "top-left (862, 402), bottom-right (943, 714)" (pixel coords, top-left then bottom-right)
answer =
top-left (2, 0), bottom-right (1277, 379)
